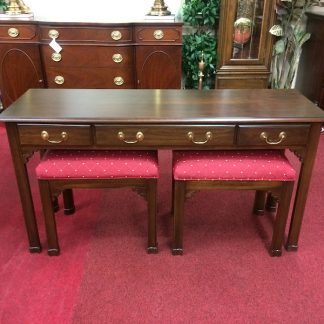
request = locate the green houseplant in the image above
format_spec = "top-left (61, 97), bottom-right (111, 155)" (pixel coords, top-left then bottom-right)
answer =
top-left (182, 0), bottom-right (220, 89)
top-left (269, 0), bottom-right (319, 89)
top-left (0, 0), bottom-right (7, 12)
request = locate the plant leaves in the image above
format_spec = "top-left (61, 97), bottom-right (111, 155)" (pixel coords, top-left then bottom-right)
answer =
top-left (269, 25), bottom-right (284, 36)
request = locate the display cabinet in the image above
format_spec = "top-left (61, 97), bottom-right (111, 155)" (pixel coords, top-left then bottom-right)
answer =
top-left (215, 0), bottom-right (276, 89)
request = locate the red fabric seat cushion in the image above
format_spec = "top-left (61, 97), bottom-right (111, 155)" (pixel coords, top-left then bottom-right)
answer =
top-left (36, 150), bottom-right (159, 179)
top-left (173, 150), bottom-right (296, 181)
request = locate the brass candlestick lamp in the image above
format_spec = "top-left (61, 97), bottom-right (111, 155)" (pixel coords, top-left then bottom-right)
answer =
top-left (148, 0), bottom-right (171, 16)
top-left (6, 0), bottom-right (31, 14)
top-left (198, 52), bottom-right (205, 90)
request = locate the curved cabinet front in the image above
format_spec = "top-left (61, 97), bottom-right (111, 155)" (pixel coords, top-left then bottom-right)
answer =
top-left (0, 44), bottom-right (44, 108)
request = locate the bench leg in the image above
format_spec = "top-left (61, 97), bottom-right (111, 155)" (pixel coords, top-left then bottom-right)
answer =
top-left (39, 181), bottom-right (60, 256)
top-left (147, 179), bottom-right (158, 254)
top-left (172, 180), bottom-right (185, 255)
top-left (63, 189), bottom-right (75, 215)
top-left (269, 181), bottom-right (294, 257)
top-left (253, 190), bottom-right (267, 215)
top-left (266, 193), bottom-right (277, 212)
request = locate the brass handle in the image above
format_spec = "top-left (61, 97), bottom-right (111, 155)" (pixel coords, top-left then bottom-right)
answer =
top-left (118, 131), bottom-right (144, 144)
top-left (41, 130), bottom-right (68, 144)
top-left (51, 53), bottom-right (62, 62)
top-left (187, 131), bottom-right (212, 145)
top-left (54, 75), bottom-right (64, 85)
top-left (48, 29), bottom-right (59, 39)
top-left (111, 30), bottom-right (122, 40)
top-left (8, 28), bottom-right (19, 38)
top-left (112, 53), bottom-right (123, 63)
top-left (114, 76), bottom-right (124, 86)
top-left (153, 30), bottom-right (164, 40)
top-left (260, 131), bottom-right (287, 145)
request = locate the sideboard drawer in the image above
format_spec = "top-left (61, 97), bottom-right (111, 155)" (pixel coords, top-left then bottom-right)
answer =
top-left (0, 24), bottom-right (37, 40)
top-left (18, 124), bottom-right (92, 146)
top-left (45, 67), bottom-right (135, 88)
top-left (41, 45), bottom-right (134, 67)
top-left (135, 26), bottom-right (182, 43)
top-left (95, 125), bottom-right (235, 147)
top-left (237, 124), bottom-right (310, 147)
top-left (39, 26), bottom-right (132, 42)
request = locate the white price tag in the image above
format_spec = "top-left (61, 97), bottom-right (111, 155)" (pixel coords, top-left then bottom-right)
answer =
top-left (49, 39), bottom-right (62, 53)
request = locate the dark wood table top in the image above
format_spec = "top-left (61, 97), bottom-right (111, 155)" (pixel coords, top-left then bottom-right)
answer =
top-left (1, 89), bottom-right (324, 124)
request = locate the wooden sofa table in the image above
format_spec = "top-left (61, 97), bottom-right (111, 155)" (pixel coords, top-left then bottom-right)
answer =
top-left (1, 88), bottom-right (324, 253)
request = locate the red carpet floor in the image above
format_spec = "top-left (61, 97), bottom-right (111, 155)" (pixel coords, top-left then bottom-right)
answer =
top-left (0, 124), bottom-right (324, 323)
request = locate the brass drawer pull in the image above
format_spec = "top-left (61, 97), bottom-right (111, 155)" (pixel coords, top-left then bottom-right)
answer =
top-left (114, 76), bottom-right (124, 86)
top-left (260, 131), bottom-right (287, 145)
top-left (8, 27), bottom-right (19, 38)
top-left (51, 53), bottom-right (62, 62)
top-left (48, 29), bottom-right (59, 39)
top-left (111, 30), bottom-right (122, 40)
top-left (153, 29), bottom-right (164, 40)
top-left (41, 130), bottom-right (68, 144)
top-left (54, 75), bottom-right (64, 85)
top-left (187, 131), bottom-right (212, 144)
top-left (118, 131), bottom-right (144, 144)
top-left (112, 53), bottom-right (123, 63)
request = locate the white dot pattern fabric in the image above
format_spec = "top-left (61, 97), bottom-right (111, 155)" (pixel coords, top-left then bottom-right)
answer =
top-left (173, 150), bottom-right (296, 181)
top-left (36, 150), bottom-right (159, 179)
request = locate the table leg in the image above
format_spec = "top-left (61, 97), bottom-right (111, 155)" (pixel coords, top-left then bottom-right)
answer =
top-left (6, 124), bottom-right (41, 252)
top-left (286, 124), bottom-right (322, 251)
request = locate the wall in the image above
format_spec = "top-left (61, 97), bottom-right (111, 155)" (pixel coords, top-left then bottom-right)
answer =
top-left (26, 0), bottom-right (183, 21)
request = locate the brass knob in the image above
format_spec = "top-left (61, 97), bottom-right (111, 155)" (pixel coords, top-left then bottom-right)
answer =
top-left (51, 53), bottom-right (62, 62)
top-left (118, 131), bottom-right (144, 144)
top-left (187, 131), bottom-right (212, 144)
top-left (8, 28), bottom-right (19, 38)
top-left (260, 131), bottom-right (287, 145)
top-left (114, 76), bottom-right (124, 86)
top-left (54, 75), bottom-right (64, 85)
top-left (153, 30), bottom-right (164, 40)
top-left (48, 29), bottom-right (59, 39)
top-left (41, 130), bottom-right (68, 144)
top-left (112, 53), bottom-right (123, 63)
top-left (111, 30), bottom-right (122, 41)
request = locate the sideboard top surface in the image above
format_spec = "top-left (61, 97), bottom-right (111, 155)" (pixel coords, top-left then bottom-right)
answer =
top-left (1, 89), bottom-right (324, 124)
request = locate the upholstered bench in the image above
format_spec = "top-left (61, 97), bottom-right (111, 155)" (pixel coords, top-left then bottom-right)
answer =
top-left (36, 150), bottom-right (159, 256)
top-left (172, 150), bottom-right (296, 256)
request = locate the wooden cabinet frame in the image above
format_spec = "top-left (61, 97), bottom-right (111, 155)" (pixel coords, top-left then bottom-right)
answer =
top-left (216, 0), bottom-right (276, 89)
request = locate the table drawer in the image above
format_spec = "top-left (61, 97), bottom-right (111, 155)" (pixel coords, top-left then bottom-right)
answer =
top-left (237, 124), bottom-right (310, 146)
top-left (45, 67), bottom-right (134, 88)
top-left (0, 24), bottom-right (37, 40)
top-left (135, 26), bottom-right (182, 44)
top-left (18, 124), bottom-right (92, 146)
top-left (95, 125), bottom-right (235, 147)
top-left (39, 26), bottom-right (132, 42)
top-left (41, 45), bottom-right (134, 67)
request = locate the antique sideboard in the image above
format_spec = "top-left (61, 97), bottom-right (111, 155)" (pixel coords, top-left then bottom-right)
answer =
top-left (0, 20), bottom-right (182, 109)
top-left (1, 88), bottom-right (324, 254)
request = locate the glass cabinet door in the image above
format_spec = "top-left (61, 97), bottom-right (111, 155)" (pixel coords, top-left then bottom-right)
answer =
top-left (232, 0), bottom-right (265, 60)
top-left (216, 0), bottom-right (276, 89)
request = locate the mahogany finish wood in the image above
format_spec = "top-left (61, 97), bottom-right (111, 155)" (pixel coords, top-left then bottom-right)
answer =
top-left (0, 21), bottom-right (182, 109)
top-left (295, 12), bottom-right (324, 109)
top-left (172, 179), bottom-right (294, 256)
top-left (0, 88), bottom-right (324, 253)
top-left (0, 22), bottom-right (44, 108)
top-left (215, 0), bottom-right (276, 89)
top-left (39, 178), bottom-right (158, 256)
